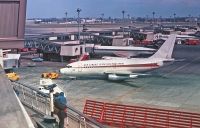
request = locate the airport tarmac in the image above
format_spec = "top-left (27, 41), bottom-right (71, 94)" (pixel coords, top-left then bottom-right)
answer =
top-left (26, 23), bottom-right (122, 34)
top-left (25, 22), bottom-right (197, 34)
top-left (15, 44), bottom-right (200, 113)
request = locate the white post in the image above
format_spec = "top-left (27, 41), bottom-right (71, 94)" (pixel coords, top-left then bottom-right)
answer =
top-left (65, 12), bottom-right (68, 33)
top-left (0, 49), bottom-right (3, 68)
top-left (77, 8), bottom-right (82, 40)
top-left (122, 10), bottom-right (125, 38)
top-left (50, 90), bottom-right (54, 117)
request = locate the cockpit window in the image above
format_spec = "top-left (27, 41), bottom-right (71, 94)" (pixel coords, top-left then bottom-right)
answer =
top-left (66, 65), bottom-right (72, 68)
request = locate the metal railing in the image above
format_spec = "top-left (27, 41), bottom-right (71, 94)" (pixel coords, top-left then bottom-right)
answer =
top-left (12, 82), bottom-right (105, 128)
top-left (84, 100), bottom-right (200, 128)
top-left (12, 82), bottom-right (50, 115)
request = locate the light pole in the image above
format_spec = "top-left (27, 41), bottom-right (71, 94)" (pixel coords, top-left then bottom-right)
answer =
top-left (122, 10), bottom-right (125, 37)
top-left (65, 11), bottom-right (68, 33)
top-left (146, 15), bottom-right (149, 23)
top-left (188, 14), bottom-right (191, 26)
top-left (173, 13), bottom-right (176, 28)
top-left (152, 11), bottom-right (155, 25)
top-left (159, 16), bottom-right (162, 26)
top-left (101, 13), bottom-right (104, 24)
top-left (170, 16), bottom-right (172, 22)
top-left (127, 14), bottom-right (130, 23)
top-left (77, 8), bottom-right (81, 40)
top-left (199, 15), bottom-right (200, 22)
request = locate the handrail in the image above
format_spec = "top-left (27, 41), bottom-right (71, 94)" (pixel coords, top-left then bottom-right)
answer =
top-left (13, 81), bottom-right (49, 97)
top-left (67, 104), bottom-right (106, 128)
top-left (12, 81), bottom-right (105, 128)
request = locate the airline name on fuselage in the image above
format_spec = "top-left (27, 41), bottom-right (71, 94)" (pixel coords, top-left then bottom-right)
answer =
top-left (70, 62), bottom-right (159, 68)
top-left (82, 62), bottom-right (124, 68)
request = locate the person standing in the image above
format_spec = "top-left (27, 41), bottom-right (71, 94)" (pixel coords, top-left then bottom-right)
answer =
top-left (54, 92), bottom-right (67, 128)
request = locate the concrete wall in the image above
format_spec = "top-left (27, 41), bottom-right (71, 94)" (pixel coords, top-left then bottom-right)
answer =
top-left (0, 0), bottom-right (27, 48)
top-left (60, 45), bottom-right (85, 56)
top-left (0, 67), bottom-right (31, 128)
top-left (112, 38), bottom-right (128, 46)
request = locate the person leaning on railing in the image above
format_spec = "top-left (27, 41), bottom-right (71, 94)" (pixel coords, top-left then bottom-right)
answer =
top-left (54, 92), bottom-right (67, 128)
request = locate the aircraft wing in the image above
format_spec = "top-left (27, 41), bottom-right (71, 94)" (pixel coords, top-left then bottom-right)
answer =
top-left (104, 71), bottom-right (148, 75)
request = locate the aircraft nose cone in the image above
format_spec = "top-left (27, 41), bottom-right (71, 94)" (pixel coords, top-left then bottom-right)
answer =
top-left (59, 69), bottom-right (64, 74)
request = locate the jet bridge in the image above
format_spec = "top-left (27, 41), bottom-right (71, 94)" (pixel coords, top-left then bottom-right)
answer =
top-left (25, 39), bottom-right (61, 54)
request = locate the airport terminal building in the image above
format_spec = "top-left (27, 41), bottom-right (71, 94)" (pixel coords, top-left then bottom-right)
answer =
top-left (0, 0), bottom-right (26, 48)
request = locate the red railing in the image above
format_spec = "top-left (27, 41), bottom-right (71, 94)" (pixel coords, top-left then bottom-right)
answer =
top-left (83, 100), bottom-right (200, 128)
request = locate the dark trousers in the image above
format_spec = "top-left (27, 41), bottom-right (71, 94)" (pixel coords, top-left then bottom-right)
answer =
top-left (57, 110), bottom-right (66, 128)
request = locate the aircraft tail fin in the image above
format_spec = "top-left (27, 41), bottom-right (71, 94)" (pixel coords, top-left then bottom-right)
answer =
top-left (150, 34), bottom-right (176, 59)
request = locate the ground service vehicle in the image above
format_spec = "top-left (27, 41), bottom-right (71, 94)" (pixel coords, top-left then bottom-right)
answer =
top-left (6, 72), bottom-right (20, 81)
top-left (41, 72), bottom-right (59, 79)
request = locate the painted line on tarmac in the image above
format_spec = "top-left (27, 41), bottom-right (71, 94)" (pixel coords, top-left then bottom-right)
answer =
top-left (112, 83), bottom-right (147, 102)
top-left (163, 56), bottom-right (200, 77)
top-left (112, 88), bottom-right (136, 102)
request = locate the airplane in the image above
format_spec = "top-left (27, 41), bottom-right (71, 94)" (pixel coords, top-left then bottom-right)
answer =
top-left (154, 33), bottom-right (195, 44)
top-left (89, 45), bottom-right (156, 57)
top-left (155, 33), bottom-right (194, 40)
top-left (60, 34), bottom-right (176, 81)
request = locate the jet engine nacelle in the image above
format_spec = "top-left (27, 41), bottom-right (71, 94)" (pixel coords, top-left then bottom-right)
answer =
top-left (108, 74), bottom-right (137, 81)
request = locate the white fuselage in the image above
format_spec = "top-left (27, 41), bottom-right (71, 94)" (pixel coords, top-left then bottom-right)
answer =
top-left (60, 58), bottom-right (164, 77)
top-left (93, 46), bottom-right (155, 57)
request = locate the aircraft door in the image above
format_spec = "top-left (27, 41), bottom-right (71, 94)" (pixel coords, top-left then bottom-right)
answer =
top-left (80, 47), bottom-right (83, 54)
top-left (113, 63), bottom-right (116, 69)
top-left (78, 63), bottom-right (82, 72)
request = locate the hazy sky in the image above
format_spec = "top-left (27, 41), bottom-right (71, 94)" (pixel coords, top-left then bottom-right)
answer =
top-left (27, 0), bottom-right (200, 18)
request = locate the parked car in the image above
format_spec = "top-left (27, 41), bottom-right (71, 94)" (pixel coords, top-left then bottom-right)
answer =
top-left (32, 57), bottom-right (43, 62)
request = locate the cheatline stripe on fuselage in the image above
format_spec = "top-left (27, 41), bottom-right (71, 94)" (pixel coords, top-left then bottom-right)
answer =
top-left (72, 63), bottom-right (160, 68)
top-left (94, 49), bottom-right (153, 52)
